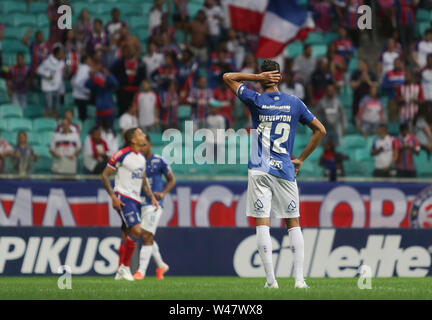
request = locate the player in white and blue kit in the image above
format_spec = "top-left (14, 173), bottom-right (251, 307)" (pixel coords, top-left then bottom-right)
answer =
top-left (223, 60), bottom-right (326, 289)
top-left (133, 133), bottom-right (176, 280)
top-left (101, 127), bottom-right (159, 281)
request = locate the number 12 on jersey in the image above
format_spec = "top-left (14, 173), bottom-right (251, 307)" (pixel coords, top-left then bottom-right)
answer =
top-left (256, 122), bottom-right (291, 155)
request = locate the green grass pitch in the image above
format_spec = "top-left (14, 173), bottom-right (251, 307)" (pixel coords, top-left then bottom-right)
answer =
top-left (1, 277), bottom-right (432, 300)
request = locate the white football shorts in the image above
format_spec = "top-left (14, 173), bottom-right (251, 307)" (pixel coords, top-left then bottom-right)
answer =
top-left (246, 169), bottom-right (300, 219)
top-left (140, 205), bottom-right (163, 235)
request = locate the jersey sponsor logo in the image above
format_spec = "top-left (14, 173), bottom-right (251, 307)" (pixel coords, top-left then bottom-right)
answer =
top-left (131, 168), bottom-right (144, 179)
top-left (410, 186), bottom-right (432, 228)
top-left (269, 157), bottom-right (283, 170)
top-left (261, 105), bottom-right (290, 111)
top-left (253, 199), bottom-right (264, 212)
top-left (287, 200), bottom-right (297, 212)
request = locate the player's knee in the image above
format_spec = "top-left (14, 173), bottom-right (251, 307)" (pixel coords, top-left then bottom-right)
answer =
top-left (141, 230), bottom-right (154, 245)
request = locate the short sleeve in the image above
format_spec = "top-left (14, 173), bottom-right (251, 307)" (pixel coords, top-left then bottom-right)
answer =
top-left (160, 157), bottom-right (172, 175)
top-left (237, 84), bottom-right (259, 107)
top-left (298, 98), bottom-right (315, 125)
top-left (108, 149), bottom-right (125, 170)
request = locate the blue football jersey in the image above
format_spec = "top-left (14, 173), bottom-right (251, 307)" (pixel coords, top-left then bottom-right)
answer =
top-left (141, 154), bottom-right (172, 207)
top-left (237, 83), bottom-right (315, 181)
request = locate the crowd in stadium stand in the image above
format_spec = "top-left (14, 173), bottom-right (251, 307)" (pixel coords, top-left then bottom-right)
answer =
top-left (0, 0), bottom-right (432, 178)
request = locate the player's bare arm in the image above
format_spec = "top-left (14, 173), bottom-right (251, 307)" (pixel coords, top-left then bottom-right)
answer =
top-left (293, 118), bottom-right (326, 176)
top-left (155, 171), bottom-right (176, 201)
top-left (142, 171), bottom-right (159, 208)
top-left (223, 71), bottom-right (281, 95)
top-left (101, 166), bottom-right (124, 211)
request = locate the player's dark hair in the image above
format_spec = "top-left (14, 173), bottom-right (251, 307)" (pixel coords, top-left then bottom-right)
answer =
top-left (124, 127), bottom-right (138, 146)
top-left (261, 59), bottom-right (280, 73)
top-left (145, 133), bottom-right (151, 143)
top-left (400, 123), bottom-right (409, 132)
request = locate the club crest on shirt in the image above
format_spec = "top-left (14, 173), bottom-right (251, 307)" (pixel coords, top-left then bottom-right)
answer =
top-left (269, 157), bottom-right (283, 170)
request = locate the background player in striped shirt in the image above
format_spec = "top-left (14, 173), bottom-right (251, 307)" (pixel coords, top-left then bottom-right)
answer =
top-left (100, 127), bottom-right (158, 281)
top-left (223, 60), bottom-right (326, 289)
top-left (133, 133), bottom-right (176, 280)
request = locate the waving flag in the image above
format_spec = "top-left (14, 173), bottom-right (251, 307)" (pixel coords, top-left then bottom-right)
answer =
top-left (223, 0), bottom-right (314, 58)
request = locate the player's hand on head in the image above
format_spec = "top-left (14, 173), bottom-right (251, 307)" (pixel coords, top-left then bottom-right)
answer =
top-left (291, 158), bottom-right (304, 176)
top-left (260, 70), bottom-right (281, 85)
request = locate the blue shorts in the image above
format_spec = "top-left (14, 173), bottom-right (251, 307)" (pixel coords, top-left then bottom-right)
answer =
top-left (116, 193), bottom-right (142, 228)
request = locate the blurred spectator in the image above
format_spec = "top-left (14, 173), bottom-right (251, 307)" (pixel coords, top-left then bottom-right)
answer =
top-left (327, 42), bottom-right (347, 89)
top-left (370, 124), bottom-right (394, 177)
top-left (188, 76), bottom-right (214, 129)
top-left (334, 0), bottom-right (363, 47)
top-left (420, 54), bottom-right (432, 107)
top-left (0, 134), bottom-right (13, 174)
top-left (319, 140), bottom-right (349, 181)
top-left (213, 81), bottom-right (236, 128)
top-left (293, 44), bottom-right (317, 86)
top-left (393, 123), bottom-right (420, 178)
top-left (47, 0), bottom-right (65, 44)
top-left (99, 118), bottom-right (118, 158)
top-left (62, 29), bottom-right (82, 77)
top-left (50, 118), bottom-right (82, 175)
top-left (117, 26), bottom-right (142, 58)
top-left (334, 26), bottom-right (355, 63)
top-left (226, 28), bottom-right (245, 71)
top-left (413, 106), bottom-right (432, 158)
top-left (135, 80), bottom-right (160, 132)
top-left (153, 12), bottom-right (178, 42)
top-left (36, 44), bottom-right (66, 119)
top-left (110, 43), bottom-right (146, 116)
top-left (83, 127), bottom-right (109, 174)
top-left (86, 19), bottom-right (109, 58)
top-left (186, 10), bottom-right (210, 65)
top-left (177, 48), bottom-right (199, 102)
top-left (6, 52), bottom-right (30, 107)
top-left (357, 86), bottom-right (386, 137)
top-left (152, 52), bottom-right (179, 89)
top-left (173, 0), bottom-right (189, 30)
top-left (74, 9), bottom-right (93, 43)
top-left (310, 0), bottom-right (333, 32)
top-left (21, 29), bottom-right (52, 76)
top-left (392, 0), bottom-right (417, 50)
top-left (159, 80), bottom-right (180, 131)
top-left (119, 104), bottom-right (138, 138)
top-left (105, 8), bottom-right (127, 41)
top-left (413, 28), bottom-right (432, 70)
top-left (149, 0), bottom-right (165, 35)
top-left (397, 71), bottom-right (424, 126)
top-left (85, 62), bottom-right (118, 127)
top-left (12, 131), bottom-right (38, 176)
top-left (308, 58), bottom-right (334, 104)
top-left (208, 41), bottom-right (235, 88)
top-left (314, 84), bottom-right (345, 147)
top-left (203, 0), bottom-right (224, 52)
top-left (71, 55), bottom-right (92, 121)
top-left (206, 100), bottom-right (226, 155)
top-left (55, 109), bottom-right (81, 134)
top-left (378, 38), bottom-right (400, 79)
top-left (157, 31), bottom-right (181, 59)
top-left (381, 57), bottom-right (405, 121)
top-left (350, 60), bottom-right (378, 122)
top-left (280, 72), bottom-right (305, 100)
top-left (142, 41), bottom-right (165, 82)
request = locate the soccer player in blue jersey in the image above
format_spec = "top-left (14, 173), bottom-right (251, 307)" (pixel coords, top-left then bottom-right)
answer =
top-left (133, 133), bottom-right (176, 280)
top-left (223, 60), bottom-right (326, 289)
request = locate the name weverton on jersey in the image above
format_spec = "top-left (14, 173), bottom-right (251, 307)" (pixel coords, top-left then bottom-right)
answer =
top-left (258, 115), bottom-right (292, 122)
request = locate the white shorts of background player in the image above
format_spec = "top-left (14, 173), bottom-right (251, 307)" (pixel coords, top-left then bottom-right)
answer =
top-left (141, 205), bottom-right (163, 235)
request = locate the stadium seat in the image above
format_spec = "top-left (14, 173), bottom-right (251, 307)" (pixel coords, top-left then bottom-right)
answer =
top-left (82, 119), bottom-right (96, 136)
top-left (305, 32), bottom-right (325, 45)
top-left (130, 16), bottom-right (148, 30)
top-left (189, 2), bottom-right (202, 18)
top-left (36, 14), bottom-right (50, 28)
top-left (134, 28), bottom-right (150, 43)
top-left (343, 135), bottom-right (366, 149)
top-left (24, 105), bottom-right (45, 119)
top-left (415, 151), bottom-right (432, 177)
top-left (177, 105), bottom-right (192, 119)
top-left (0, 1), bottom-right (27, 14)
top-left (32, 145), bottom-right (53, 174)
top-left (6, 118), bottom-right (32, 132)
top-left (416, 9), bottom-right (431, 22)
top-left (387, 122), bottom-right (399, 136)
top-left (28, 2), bottom-right (48, 14)
top-left (416, 22), bottom-right (430, 38)
top-left (2, 39), bottom-right (28, 53)
top-left (311, 44), bottom-right (327, 57)
top-left (353, 148), bottom-right (370, 162)
top-left (6, 13), bottom-right (37, 27)
top-left (33, 118), bottom-right (57, 132)
top-left (3, 26), bottom-right (29, 40)
top-left (27, 133), bottom-right (40, 146)
top-left (39, 131), bottom-right (55, 147)
top-left (0, 105), bottom-right (23, 118)
top-left (323, 32), bottom-right (339, 44)
top-left (0, 130), bottom-right (16, 146)
top-left (286, 41), bottom-right (303, 58)
top-left (348, 58), bottom-right (359, 72)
